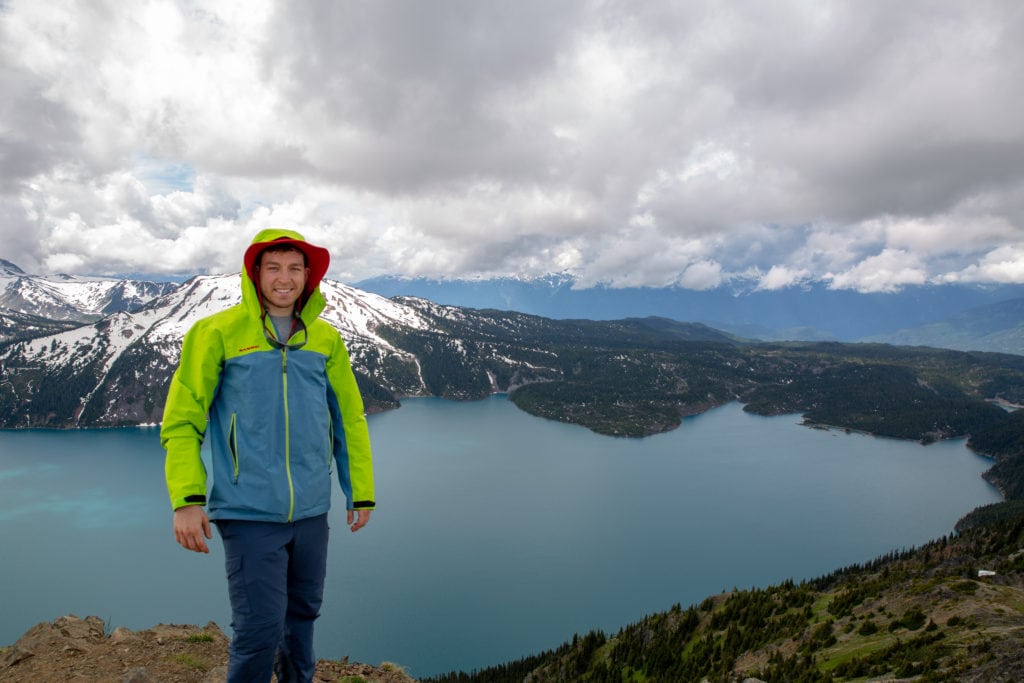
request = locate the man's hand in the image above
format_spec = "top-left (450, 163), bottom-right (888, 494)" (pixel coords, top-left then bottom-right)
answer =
top-left (174, 504), bottom-right (212, 553)
top-left (347, 508), bottom-right (371, 533)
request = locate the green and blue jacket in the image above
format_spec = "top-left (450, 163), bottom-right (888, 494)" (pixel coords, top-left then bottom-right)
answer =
top-left (161, 229), bottom-right (375, 522)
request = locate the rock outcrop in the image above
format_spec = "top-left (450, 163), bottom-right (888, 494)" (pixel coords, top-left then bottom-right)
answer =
top-left (0, 614), bottom-right (416, 682)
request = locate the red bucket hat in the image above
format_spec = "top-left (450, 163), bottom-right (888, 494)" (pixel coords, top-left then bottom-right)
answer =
top-left (243, 231), bottom-right (331, 303)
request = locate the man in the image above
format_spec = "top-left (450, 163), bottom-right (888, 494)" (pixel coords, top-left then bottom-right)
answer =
top-left (162, 228), bottom-right (375, 682)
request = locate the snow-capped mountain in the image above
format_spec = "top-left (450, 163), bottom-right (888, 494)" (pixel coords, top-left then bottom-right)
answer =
top-left (0, 259), bottom-right (176, 332)
top-left (0, 273), bottom-right (582, 428)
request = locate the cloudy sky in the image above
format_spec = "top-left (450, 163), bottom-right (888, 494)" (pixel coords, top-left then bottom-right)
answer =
top-left (1, 1), bottom-right (1022, 291)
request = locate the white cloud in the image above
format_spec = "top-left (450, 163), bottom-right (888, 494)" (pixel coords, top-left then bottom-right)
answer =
top-left (678, 260), bottom-right (725, 290)
top-left (826, 249), bottom-right (928, 293)
top-left (1, 0), bottom-right (1023, 291)
top-left (942, 246), bottom-right (1024, 285)
top-left (882, 212), bottom-right (1019, 257)
top-left (757, 265), bottom-right (811, 291)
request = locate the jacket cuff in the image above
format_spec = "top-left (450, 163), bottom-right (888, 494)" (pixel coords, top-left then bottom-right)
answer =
top-left (171, 493), bottom-right (207, 510)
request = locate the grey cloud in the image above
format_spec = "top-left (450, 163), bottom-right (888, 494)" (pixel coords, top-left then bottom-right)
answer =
top-left (263, 0), bottom-right (589, 190)
top-left (604, 1), bottom-right (1024, 230)
top-left (734, 2), bottom-right (1024, 223)
top-left (0, 196), bottom-right (44, 271)
top-left (3, 1), bottom-right (1024, 291)
top-left (269, 1), bottom-right (582, 121)
top-left (0, 52), bottom-right (80, 189)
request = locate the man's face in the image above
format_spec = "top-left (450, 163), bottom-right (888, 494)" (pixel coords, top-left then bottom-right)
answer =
top-left (257, 249), bottom-right (308, 315)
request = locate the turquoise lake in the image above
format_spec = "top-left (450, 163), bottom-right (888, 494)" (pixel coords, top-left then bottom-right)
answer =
top-left (0, 396), bottom-right (1002, 677)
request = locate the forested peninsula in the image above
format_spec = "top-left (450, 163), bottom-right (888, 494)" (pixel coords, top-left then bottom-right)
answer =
top-left (474, 329), bottom-right (1024, 499)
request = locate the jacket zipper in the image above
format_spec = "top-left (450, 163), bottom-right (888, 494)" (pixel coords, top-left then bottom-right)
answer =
top-left (282, 347), bottom-right (295, 522)
top-left (229, 412), bottom-right (239, 483)
top-left (327, 415), bottom-right (333, 474)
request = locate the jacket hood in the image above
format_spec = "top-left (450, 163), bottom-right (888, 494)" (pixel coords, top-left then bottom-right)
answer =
top-left (242, 228), bottom-right (330, 320)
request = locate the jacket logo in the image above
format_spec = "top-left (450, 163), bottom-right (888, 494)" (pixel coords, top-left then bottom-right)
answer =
top-left (238, 345), bottom-right (260, 353)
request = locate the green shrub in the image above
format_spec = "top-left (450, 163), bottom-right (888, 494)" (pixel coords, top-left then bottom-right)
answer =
top-left (901, 608), bottom-right (928, 631)
top-left (858, 619), bottom-right (879, 636)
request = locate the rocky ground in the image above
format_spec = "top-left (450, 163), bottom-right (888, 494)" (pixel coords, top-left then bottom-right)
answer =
top-left (0, 615), bottom-right (418, 682)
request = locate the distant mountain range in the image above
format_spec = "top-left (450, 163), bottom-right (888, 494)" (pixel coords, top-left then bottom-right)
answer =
top-left (7, 259), bottom-right (1024, 353)
top-left (357, 274), bottom-right (1024, 353)
top-left (4, 259), bottom-right (1024, 448)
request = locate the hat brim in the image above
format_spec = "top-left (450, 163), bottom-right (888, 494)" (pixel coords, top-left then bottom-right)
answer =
top-left (244, 237), bottom-right (330, 301)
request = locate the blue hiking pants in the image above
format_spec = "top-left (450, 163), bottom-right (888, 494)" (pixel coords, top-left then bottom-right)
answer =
top-left (215, 514), bottom-right (330, 683)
